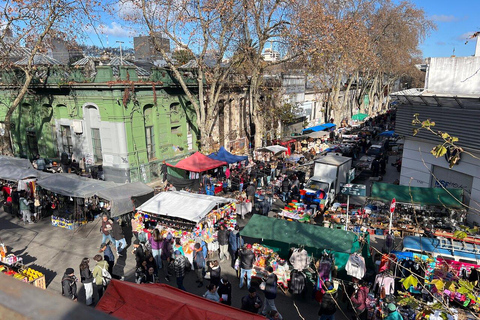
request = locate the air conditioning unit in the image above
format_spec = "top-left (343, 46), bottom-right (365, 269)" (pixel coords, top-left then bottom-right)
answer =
top-left (72, 120), bottom-right (83, 134)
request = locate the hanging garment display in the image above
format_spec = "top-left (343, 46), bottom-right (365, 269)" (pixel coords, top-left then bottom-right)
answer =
top-left (346, 253), bottom-right (366, 279)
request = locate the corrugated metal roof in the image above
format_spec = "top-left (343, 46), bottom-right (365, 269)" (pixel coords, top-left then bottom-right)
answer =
top-left (396, 104), bottom-right (480, 152)
top-left (107, 57), bottom-right (150, 77)
top-left (15, 54), bottom-right (62, 66)
top-left (72, 56), bottom-right (93, 66)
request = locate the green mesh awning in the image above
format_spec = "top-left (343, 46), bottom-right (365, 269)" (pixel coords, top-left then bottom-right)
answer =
top-left (240, 215), bottom-right (371, 272)
top-left (370, 182), bottom-right (464, 208)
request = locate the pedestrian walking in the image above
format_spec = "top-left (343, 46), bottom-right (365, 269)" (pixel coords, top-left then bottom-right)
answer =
top-left (217, 224), bottom-right (229, 262)
top-left (99, 242), bottom-right (115, 275)
top-left (62, 267), bottom-right (78, 301)
top-left (203, 284), bottom-right (220, 302)
top-left (229, 225), bottom-right (244, 270)
top-left (19, 192), bottom-right (33, 224)
top-left (207, 260), bottom-right (221, 287)
top-left (218, 276), bottom-right (232, 305)
top-left (149, 229), bottom-right (163, 272)
top-left (79, 258), bottom-right (94, 306)
top-left (173, 250), bottom-right (187, 291)
top-left (262, 266), bottom-right (282, 319)
top-left (161, 233), bottom-right (173, 281)
top-left (111, 219), bottom-right (126, 256)
top-left (92, 254), bottom-right (109, 299)
top-left (193, 242), bottom-right (205, 287)
top-left (241, 287), bottom-right (263, 314)
top-left (100, 214), bottom-right (115, 246)
top-left (239, 244), bottom-right (255, 289)
top-left (132, 239), bottom-right (146, 268)
top-left (318, 281), bottom-right (338, 320)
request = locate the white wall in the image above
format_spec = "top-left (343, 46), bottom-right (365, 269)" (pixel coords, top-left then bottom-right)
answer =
top-left (425, 56), bottom-right (480, 95)
top-left (55, 104), bottom-right (129, 171)
top-left (400, 138), bottom-right (480, 224)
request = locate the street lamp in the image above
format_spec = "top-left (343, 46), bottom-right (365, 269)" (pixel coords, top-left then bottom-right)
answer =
top-left (116, 40), bottom-right (124, 65)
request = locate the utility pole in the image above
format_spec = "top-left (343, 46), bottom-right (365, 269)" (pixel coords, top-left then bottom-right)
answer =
top-left (116, 40), bottom-right (124, 65)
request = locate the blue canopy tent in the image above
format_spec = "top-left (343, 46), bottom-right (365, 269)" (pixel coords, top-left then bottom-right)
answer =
top-left (208, 146), bottom-right (248, 164)
top-left (302, 123), bottom-right (336, 134)
top-left (379, 130), bottom-right (397, 137)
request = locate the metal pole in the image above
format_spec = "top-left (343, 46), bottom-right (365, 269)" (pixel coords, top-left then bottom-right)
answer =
top-left (116, 41), bottom-right (124, 65)
top-left (346, 194), bottom-right (350, 231)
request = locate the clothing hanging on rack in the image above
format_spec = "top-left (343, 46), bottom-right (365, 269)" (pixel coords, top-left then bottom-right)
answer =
top-left (289, 248), bottom-right (309, 271)
top-left (373, 273), bottom-right (395, 297)
top-left (345, 253), bottom-right (366, 279)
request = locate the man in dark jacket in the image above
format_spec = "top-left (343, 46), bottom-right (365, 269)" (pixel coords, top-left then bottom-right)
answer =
top-left (62, 268), bottom-right (77, 301)
top-left (217, 224), bottom-right (229, 262)
top-left (218, 276), bottom-right (232, 305)
top-left (318, 281), bottom-right (338, 320)
top-left (100, 214), bottom-right (114, 246)
top-left (239, 244), bottom-right (255, 289)
top-left (241, 287), bottom-right (263, 314)
top-left (173, 250), bottom-right (186, 291)
top-left (281, 177), bottom-right (290, 202)
top-left (246, 182), bottom-right (256, 204)
top-left (161, 233), bottom-right (173, 281)
top-left (132, 239), bottom-right (145, 268)
top-left (228, 225), bottom-right (244, 267)
top-left (111, 219), bottom-right (126, 256)
top-left (262, 266), bottom-right (282, 319)
top-left (193, 242), bottom-right (205, 287)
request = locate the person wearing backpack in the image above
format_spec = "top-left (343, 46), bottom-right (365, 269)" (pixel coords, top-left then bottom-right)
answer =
top-left (93, 254), bottom-right (110, 299)
top-left (62, 267), bottom-right (78, 301)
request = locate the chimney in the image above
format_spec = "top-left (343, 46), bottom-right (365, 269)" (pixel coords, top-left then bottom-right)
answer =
top-left (476, 36), bottom-right (480, 57)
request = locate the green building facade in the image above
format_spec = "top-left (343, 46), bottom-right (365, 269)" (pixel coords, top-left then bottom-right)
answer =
top-left (0, 65), bottom-right (198, 183)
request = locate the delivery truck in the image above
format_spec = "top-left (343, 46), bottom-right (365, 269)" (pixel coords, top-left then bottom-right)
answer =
top-left (302, 154), bottom-right (352, 209)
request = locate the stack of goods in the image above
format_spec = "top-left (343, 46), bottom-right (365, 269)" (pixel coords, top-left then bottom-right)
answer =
top-left (0, 264), bottom-right (46, 289)
top-left (251, 243), bottom-right (290, 288)
top-left (280, 201), bottom-right (311, 222)
top-left (51, 216), bottom-right (87, 230)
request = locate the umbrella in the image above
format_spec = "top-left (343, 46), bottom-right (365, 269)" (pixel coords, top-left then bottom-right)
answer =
top-left (379, 130), bottom-right (396, 137)
top-left (352, 113), bottom-right (368, 121)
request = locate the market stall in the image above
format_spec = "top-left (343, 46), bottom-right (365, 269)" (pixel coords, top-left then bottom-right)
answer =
top-left (96, 182), bottom-right (154, 218)
top-left (0, 241), bottom-right (45, 289)
top-left (207, 146), bottom-right (248, 164)
top-left (136, 191), bottom-right (237, 263)
top-left (240, 215), bottom-right (373, 286)
top-left (96, 280), bottom-right (265, 320)
top-left (36, 174), bottom-right (117, 229)
top-left (166, 152), bottom-right (227, 191)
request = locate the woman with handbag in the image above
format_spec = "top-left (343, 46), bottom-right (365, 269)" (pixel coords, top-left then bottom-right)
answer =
top-left (79, 258), bottom-right (94, 306)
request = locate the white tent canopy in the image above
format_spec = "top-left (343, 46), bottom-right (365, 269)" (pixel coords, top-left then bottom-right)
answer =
top-left (137, 191), bottom-right (235, 223)
top-left (256, 145), bottom-right (288, 155)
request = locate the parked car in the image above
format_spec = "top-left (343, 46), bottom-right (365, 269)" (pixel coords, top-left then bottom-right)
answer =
top-left (355, 145), bottom-right (385, 171)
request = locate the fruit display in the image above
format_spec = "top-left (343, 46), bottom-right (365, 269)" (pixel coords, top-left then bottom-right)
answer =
top-left (21, 267), bottom-right (44, 282)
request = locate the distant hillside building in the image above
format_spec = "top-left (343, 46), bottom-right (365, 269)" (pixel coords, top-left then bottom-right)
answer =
top-left (261, 48), bottom-right (280, 62)
top-left (134, 34), bottom-right (170, 61)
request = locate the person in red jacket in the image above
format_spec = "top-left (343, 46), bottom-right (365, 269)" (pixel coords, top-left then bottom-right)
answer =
top-left (350, 281), bottom-right (369, 320)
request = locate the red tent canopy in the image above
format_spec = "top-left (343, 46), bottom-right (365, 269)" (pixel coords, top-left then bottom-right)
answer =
top-left (96, 280), bottom-right (265, 320)
top-left (167, 152), bottom-right (227, 173)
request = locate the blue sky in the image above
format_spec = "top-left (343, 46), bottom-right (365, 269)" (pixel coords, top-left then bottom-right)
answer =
top-left (84, 0), bottom-right (478, 59)
top-left (413, 0), bottom-right (479, 58)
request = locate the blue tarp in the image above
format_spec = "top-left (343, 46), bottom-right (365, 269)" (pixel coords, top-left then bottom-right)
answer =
top-left (302, 123), bottom-right (336, 133)
top-left (403, 236), bottom-right (480, 261)
top-left (208, 146), bottom-right (248, 164)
